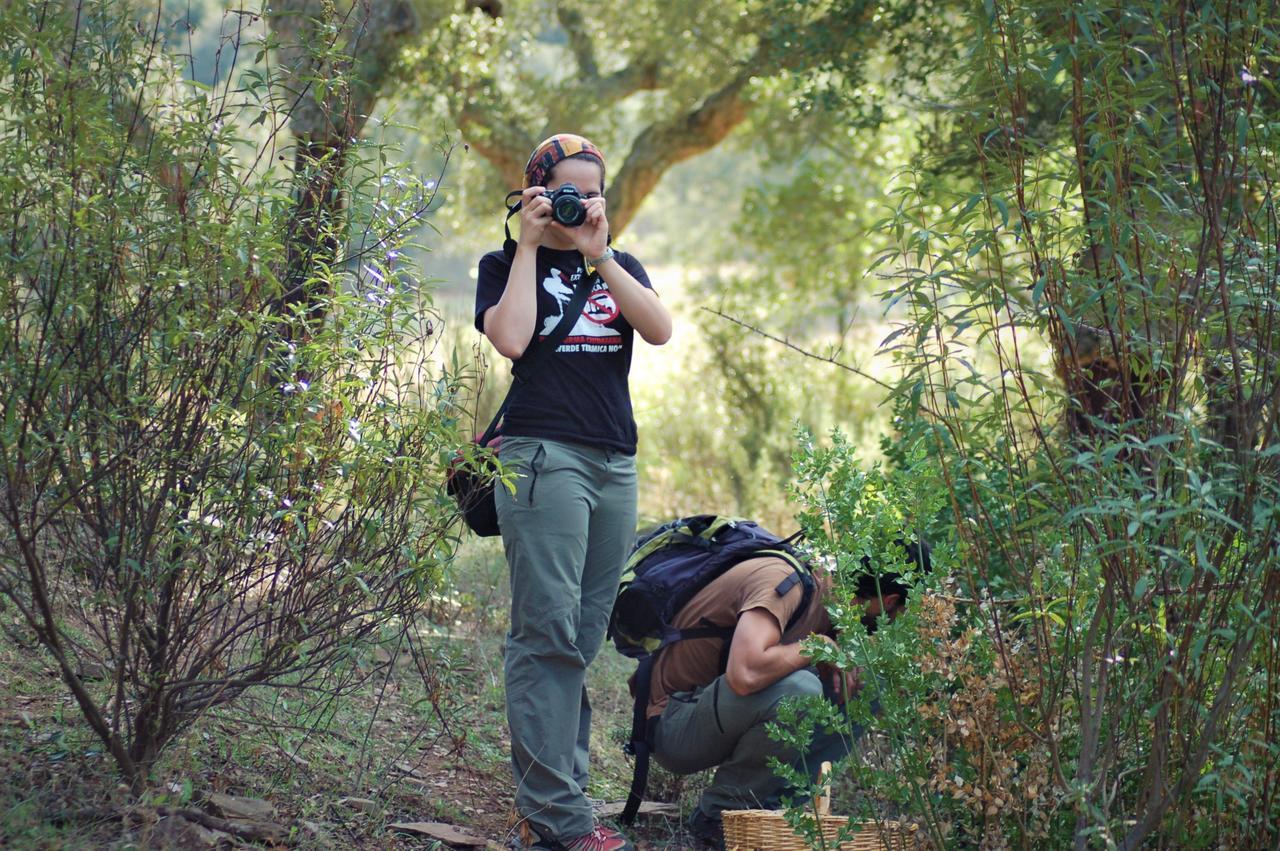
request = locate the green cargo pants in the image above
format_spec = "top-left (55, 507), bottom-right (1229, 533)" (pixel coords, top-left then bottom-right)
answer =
top-left (496, 436), bottom-right (638, 841)
top-left (652, 669), bottom-right (853, 819)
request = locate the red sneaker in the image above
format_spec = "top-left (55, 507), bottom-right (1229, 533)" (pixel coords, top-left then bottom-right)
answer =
top-left (556, 824), bottom-right (634, 851)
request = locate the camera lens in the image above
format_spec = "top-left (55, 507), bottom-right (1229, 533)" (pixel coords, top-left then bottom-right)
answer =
top-left (549, 184), bottom-right (587, 227)
top-left (553, 197), bottom-right (584, 226)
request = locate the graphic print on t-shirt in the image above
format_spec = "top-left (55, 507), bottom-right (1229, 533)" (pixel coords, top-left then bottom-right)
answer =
top-left (539, 266), bottom-right (623, 354)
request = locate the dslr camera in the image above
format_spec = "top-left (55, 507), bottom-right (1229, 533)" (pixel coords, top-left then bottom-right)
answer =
top-left (545, 183), bottom-right (588, 227)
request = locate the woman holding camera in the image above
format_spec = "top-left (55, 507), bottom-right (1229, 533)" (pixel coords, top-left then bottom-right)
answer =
top-left (474, 134), bottom-right (671, 851)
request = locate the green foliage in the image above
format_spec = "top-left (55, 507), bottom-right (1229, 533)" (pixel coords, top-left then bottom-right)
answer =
top-left (790, 429), bottom-right (943, 583)
top-left (631, 321), bottom-right (894, 528)
top-left (802, 0), bottom-right (1280, 844)
top-left (0, 0), bottom-right (464, 791)
top-left (771, 430), bottom-right (954, 847)
top-left (637, 30), bottom-right (930, 525)
top-left (705, 0), bottom-right (1280, 845)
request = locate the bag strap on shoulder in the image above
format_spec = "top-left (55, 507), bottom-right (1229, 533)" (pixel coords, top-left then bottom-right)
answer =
top-left (477, 270), bottom-right (594, 445)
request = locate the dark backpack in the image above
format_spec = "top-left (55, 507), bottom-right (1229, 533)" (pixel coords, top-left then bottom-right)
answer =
top-left (607, 515), bottom-right (816, 825)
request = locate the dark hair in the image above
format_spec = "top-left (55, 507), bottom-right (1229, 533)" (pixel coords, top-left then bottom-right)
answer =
top-left (547, 151), bottom-right (605, 188)
top-left (852, 538), bottom-right (932, 603)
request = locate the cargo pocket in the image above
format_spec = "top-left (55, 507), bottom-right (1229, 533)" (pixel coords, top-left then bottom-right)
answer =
top-left (521, 439), bottom-right (585, 507)
top-left (524, 444), bottom-right (546, 506)
top-left (498, 438), bottom-right (545, 508)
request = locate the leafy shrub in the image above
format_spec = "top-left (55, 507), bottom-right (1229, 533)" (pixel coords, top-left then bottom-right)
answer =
top-left (769, 0), bottom-right (1280, 844)
top-left (0, 0), bottom-right (463, 791)
top-left (809, 0), bottom-right (1280, 845)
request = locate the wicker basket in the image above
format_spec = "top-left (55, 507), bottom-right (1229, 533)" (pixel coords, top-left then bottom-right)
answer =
top-left (720, 763), bottom-right (915, 851)
top-left (721, 809), bottom-right (914, 851)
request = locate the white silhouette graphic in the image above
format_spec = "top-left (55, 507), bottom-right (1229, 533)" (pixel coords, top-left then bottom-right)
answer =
top-left (540, 267), bottom-right (620, 339)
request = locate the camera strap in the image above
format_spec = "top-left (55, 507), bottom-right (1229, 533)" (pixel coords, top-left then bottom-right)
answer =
top-left (502, 190), bottom-right (523, 260)
top-left (500, 189), bottom-right (611, 261)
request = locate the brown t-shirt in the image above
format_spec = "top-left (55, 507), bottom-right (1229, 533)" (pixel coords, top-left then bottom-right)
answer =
top-left (645, 556), bottom-right (831, 718)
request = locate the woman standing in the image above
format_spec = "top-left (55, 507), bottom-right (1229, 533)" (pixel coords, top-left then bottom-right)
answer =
top-left (475, 134), bottom-right (672, 850)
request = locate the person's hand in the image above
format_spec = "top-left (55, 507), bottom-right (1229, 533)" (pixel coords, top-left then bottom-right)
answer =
top-left (555, 195), bottom-right (609, 259)
top-left (816, 661), bottom-right (863, 703)
top-left (517, 186), bottom-right (552, 247)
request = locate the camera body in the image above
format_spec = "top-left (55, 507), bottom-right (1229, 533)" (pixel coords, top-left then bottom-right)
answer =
top-left (546, 183), bottom-right (588, 227)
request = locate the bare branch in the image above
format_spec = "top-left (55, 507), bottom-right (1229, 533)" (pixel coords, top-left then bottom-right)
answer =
top-left (701, 307), bottom-right (899, 395)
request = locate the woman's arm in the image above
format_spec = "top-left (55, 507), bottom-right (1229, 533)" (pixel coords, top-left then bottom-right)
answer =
top-left (594, 255), bottom-right (672, 346)
top-left (564, 196), bottom-right (672, 346)
top-left (482, 187), bottom-right (553, 359)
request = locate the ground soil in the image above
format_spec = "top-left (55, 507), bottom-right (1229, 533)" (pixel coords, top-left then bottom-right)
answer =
top-left (0, 544), bottom-right (706, 850)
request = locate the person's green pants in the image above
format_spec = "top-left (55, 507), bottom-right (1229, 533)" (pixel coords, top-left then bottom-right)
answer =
top-left (652, 669), bottom-right (853, 819)
top-left (496, 436), bottom-right (637, 841)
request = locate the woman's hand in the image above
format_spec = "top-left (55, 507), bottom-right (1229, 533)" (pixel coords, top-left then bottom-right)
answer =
top-left (555, 195), bottom-right (609, 259)
top-left (518, 186), bottom-right (553, 247)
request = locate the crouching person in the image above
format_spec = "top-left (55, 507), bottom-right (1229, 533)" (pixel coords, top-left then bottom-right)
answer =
top-left (644, 543), bottom-right (930, 848)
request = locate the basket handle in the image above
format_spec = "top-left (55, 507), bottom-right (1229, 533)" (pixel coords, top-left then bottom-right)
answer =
top-left (816, 761), bottom-right (832, 816)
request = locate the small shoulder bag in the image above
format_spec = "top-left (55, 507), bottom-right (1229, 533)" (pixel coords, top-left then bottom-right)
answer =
top-left (446, 272), bottom-right (594, 536)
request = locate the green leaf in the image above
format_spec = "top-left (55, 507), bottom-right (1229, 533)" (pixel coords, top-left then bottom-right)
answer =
top-left (1031, 274), bottom-right (1048, 307)
top-left (993, 196), bottom-right (1010, 229)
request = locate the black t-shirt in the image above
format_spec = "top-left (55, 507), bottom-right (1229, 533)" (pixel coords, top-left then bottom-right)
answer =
top-left (474, 245), bottom-right (654, 455)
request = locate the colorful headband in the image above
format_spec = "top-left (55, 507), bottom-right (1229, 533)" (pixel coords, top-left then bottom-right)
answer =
top-left (523, 133), bottom-right (605, 188)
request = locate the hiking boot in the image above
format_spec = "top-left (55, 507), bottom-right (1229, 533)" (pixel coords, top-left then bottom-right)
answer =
top-left (533, 823), bottom-right (634, 851)
top-left (686, 808), bottom-right (725, 851)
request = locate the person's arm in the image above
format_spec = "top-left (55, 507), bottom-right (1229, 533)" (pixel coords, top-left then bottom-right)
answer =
top-left (560, 196), bottom-right (672, 346)
top-left (482, 187), bottom-right (552, 359)
top-left (595, 254), bottom-right (672, 346)
top-left (725, 611), bottom-right (860, 698)
top-left (723, 609), bottom-right (813, 696)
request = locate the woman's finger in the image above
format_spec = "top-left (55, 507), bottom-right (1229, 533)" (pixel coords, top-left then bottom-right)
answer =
top-left (524, 196), bottom-right (551, 220)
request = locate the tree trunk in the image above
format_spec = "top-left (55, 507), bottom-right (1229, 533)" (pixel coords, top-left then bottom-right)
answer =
top-left (268, 0), bottom-right (421, 333)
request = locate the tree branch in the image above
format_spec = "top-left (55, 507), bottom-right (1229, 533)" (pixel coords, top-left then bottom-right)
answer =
top-left (456, 7), bottom-right (871, 230)
top-left (557, 4), bottom-right (598, 79)
top-left (601, 5), bottom-right (868, 231)
top-left (457, 102), bottom-right (539, 186)
top-left (596, 61), bottom-right (662, 104)
top-left (607, 72), bottom-right (752, 233)
top-left (701, 308), bottom-right (899, 395)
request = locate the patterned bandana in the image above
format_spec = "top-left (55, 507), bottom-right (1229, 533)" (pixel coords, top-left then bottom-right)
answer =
top-left (522, 133), bottom-right (606, 188)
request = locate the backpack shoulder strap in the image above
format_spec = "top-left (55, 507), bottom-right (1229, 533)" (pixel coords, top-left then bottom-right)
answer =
top-left (766, 549), bottom-right (817, 635)
top-left (621, 654), bottom-right (656, 826)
